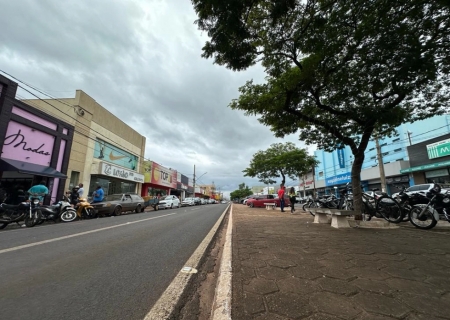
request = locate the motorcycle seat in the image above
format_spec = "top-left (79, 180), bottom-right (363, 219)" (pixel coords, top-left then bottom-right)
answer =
top-left (39, 205), bottom-right (59, 212)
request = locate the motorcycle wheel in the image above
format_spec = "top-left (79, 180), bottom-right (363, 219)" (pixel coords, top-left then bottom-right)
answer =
top-left (60, 210), bottom-right (77, 222)
top-left (409, 206), bottom-right (437, 230)
top-left (376, 196), bottom-right (403, 224)
top-left (24, 211), bottom-right (40, 227)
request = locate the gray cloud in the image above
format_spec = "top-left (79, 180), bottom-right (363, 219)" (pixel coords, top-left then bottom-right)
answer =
top-left (0, 0), bottom-right (308, 193)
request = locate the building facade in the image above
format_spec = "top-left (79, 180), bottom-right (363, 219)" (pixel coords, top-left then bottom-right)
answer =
top-left (23, 90), bottom-right (145, 197)
top-left (0, 75), bottom-right (74, 204)
top-left (312, 114), bottom-right (450, 196)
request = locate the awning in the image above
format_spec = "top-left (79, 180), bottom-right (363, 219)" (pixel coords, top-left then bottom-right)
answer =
top-left (400, 160), bottom-right (450, 174)
top-left (0, 158), bottom-right (67, 179)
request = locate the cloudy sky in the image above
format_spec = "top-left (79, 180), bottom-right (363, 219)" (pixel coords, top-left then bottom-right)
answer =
top-left (1, 0), bottom-right (309, 195)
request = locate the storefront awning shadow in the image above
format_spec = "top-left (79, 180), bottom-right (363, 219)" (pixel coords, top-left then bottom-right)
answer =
top-left (0, 158), bottom-right (67, 179)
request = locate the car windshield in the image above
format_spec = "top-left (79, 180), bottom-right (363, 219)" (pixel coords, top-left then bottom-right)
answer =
top-left (105, 194), bottom-right (123, 201)
top-left (164, 196), bottom-right (173, 200)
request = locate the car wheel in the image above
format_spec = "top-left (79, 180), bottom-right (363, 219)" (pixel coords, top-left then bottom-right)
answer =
top-left (170, 203), bottom-right (173, 209)
top-left (135, 204), bottom-right (142, 213)
top-left (114, 206), bottom-right (122, 216)
top-left (249, 202), bottom-right (254, 208)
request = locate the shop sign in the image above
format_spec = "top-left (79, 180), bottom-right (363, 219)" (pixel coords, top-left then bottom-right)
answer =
top-left (151, 162), bottom-right (177, 188)
top-left (94, 139), bottom-right (138, 170)
top-left (337, 148), bottom-right (345, 168)
top-left (325, 172), bottom-right (351, 186)
top-left (427, 139), bottom-right (450, 159)
top-left (2, 120), bottom-right (55, 166)
top-left (425, 168), bottom-right (449, 179)
top-left (100, 162), bottom-right (144, 183)
top-left (400, 160), bottom-right (450, 173)
top-left (386, 175), bottom-right (409, 184)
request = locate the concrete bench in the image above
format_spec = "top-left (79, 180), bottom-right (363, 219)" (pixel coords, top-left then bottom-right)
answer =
top-left (264, 203), bottom-right (276, 210)
top-left (308, 208), bottom-right (356, 228)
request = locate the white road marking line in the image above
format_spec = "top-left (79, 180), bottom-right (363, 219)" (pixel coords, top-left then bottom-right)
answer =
top-left (0, 212), bottom-right (179, 255)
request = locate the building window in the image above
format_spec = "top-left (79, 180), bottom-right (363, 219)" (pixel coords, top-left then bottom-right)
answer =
top-left (319, 171), bottom-right (324, 177)
top-left (69, 171), bottom-right (80, 189)
top-left (370, 156), bottom-right (376, 160)
top-left (393, 138), bottom-right (400, 142)
top-left (394, 148), bottom-right (402, 152)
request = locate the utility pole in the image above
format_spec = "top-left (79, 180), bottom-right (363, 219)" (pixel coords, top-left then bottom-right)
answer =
top-left (375, 134), bottom-right (387, 193)
top-left (193, 164), bottom-right (196, 198)
top-left (407, 130), bottom-right (412, 146)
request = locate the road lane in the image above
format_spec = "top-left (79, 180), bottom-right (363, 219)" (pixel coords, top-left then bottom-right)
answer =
top-left (0, 204), bottom-right (227, 320)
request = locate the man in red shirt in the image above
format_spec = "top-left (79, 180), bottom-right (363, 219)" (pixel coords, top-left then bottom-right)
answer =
top-left (277, 184), bottom-right (286, 212)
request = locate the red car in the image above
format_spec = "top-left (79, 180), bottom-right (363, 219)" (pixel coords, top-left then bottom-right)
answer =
top-left (246, 195), bottom-right (291, 208)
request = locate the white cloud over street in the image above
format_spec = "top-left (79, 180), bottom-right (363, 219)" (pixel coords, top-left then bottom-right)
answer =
top-left (0, 0), bottom-right (308, 193)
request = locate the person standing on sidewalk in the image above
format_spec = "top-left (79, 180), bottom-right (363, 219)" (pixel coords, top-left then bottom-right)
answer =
top-left (278, 184), bottom-right (286, 212)
top-left (288, 187), bottom-right (296, 213)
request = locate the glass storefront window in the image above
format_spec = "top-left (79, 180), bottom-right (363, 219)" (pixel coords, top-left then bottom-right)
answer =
top-left (147, 187), bottom-right (168, 198)
top-left (88, 176), bottom-right (137, 198)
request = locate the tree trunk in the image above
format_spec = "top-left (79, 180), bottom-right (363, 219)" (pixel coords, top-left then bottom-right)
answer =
top-left (351, 152), bottom-right (364, 219)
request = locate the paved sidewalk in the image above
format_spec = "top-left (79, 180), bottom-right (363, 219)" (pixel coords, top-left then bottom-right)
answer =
top-left (231, 204), bottom-right (450, 320)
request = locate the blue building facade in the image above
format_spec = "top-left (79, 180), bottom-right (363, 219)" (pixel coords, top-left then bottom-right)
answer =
top-left (313, 114), bottom-right (450, 196)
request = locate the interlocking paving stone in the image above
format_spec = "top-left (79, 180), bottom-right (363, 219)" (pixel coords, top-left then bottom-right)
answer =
top-left (266, 292), bottom-right (312, 319)
top-left (242, 291), bottom-right (266, 315)
top-left (352, 292), bottom-right (411, 318)
top-left (231, 205), bottom-right (450, 320)
top-left (267, 259), bottom-right (297, 269)
top-left (241, 259), bottom-right (267, 268)
top-left (310, 291), bottom-right (362, 319)
top-left (277, 277), bottom-right (321, 294)
top-left (257, 266), bottom-right (292, 280)
top-left (351, 278), bottom-right (393, 295)
top-left (243, 278), bottom-right (279, 295)
top-left (316, 277), bottom-right (359, 295)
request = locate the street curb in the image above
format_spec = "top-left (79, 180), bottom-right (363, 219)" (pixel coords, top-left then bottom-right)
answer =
top-left (144, 205), bottom-right (230, 320)
top-left (211, 204), bottom-right (233, 320)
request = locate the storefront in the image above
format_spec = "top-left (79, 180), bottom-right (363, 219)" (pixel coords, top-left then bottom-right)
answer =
top-left (401, 133), bottom-right (450, 188)
top-left (89, 162), bottom-right (144, 197)
top-left (141, 161), bottom-right (177, 198)
top-left (0, 75), bottom-right (74, 204)
top-left (174, 173), bottom-right (189, 200)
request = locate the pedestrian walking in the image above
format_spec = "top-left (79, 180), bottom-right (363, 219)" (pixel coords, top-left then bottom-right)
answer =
top-left (278, 184), bottom-right (286, 212)
top-left (288, 187), bottom-right (296, 213)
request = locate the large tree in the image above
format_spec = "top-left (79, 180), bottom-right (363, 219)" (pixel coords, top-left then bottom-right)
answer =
top-left (243, 142), bottom-right (318, 185)
top-left (230, 183), bottom-right (253, 200)
top-left (192, 0), bottom-right (450, 213)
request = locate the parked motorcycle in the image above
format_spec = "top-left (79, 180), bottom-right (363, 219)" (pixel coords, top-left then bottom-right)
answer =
top-left (409, 183), bottom-right (450, 230)
top-left (37, 195), bottom-right (77, 223)
top-left (75, 198), bottom-right (96, 219)
top-left (393, 184), bottom-right (430, 222)
top-left (20, 193), bottom-right (47, 227)
top-left (0, 202), bottom-right (29, 229)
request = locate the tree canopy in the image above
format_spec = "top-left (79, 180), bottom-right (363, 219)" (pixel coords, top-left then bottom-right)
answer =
top-left (230, 183), bottom-right (253, 200)
top-left (192, 0), bottom-right (450, 212)
top-left (243, 142), bottom-right (318, 185)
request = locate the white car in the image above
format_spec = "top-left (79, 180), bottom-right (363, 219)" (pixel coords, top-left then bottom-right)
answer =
top-left (181, 197), bottom-right (195, 206)
top-left (158, 195), bottom-right (181, 209)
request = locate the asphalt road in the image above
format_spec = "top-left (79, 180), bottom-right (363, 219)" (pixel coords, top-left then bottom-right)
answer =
top-left (0, 204), bottom-right (227, 320)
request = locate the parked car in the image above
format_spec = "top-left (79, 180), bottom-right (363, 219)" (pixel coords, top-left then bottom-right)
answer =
top-left (242, 195), bottom-right (258, 205)
top-left (158, 195), bottom-right (181, 209)
top-left (391, 183), bottom-right (447, 198)
top-left (194, 197), bottom-right (201, 205)
top-left (200, 198), bottom-right (207, 205)
top-left (91, 193), bottom-right (145, 216)
top-left (181, 197), bottom-right (195, 206)
top-left (247, 195), bottom-right (291, 208)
